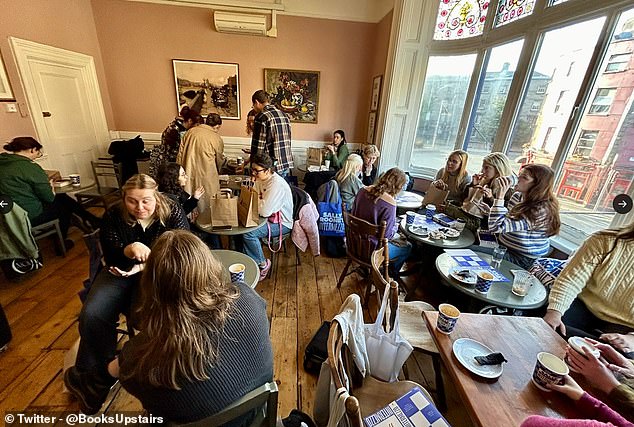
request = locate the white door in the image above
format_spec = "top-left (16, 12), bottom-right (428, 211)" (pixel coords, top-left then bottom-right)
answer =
top-left (9, 38), bottom-right (110, 183)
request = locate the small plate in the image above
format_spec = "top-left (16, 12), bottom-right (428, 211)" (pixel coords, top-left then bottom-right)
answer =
top-left (452, 338), bottom-right (504, 379)
top-left (444, 228), bottom-right (460, 238)
top-left (408, 225), bottom-right (429, 237)
top-left (449, 267), bottom-right (477, 285)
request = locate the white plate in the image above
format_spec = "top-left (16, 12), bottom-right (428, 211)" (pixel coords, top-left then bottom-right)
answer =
top-left (449, 267), bottom-right (477, 285)
top-left (408, 225), bottom-right (429, 237)
top-left (452, 338), bottom-right (504, 379)
top-left (444, 228), bottom-right (460, 238)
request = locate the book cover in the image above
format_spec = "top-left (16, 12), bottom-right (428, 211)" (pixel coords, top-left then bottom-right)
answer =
top-left (363, 387), bottom-right (451, 427)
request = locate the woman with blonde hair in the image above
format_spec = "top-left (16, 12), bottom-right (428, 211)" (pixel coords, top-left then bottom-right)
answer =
top-left (111, 231), bottom-right (273, 424)
top-left (432, 149), bottom-right (471, 205)
top-left (462, 152), bottom-right (515, 218)
top-left (64, 174), bottom-right (189, 415)
top-left (352, 167), bottom-right (411, 275)
top-left (360, 144), bottom-right (380, 185)
top-left (335, 153), bottom-right (364, 211)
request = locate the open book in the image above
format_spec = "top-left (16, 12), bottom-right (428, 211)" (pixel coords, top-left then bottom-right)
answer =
top-left (363, 386), bottom-right (450, 427)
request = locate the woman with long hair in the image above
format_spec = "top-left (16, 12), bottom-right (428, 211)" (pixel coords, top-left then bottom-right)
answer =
top-left (149, 106), bottom-right (200, 177)
top-left (432, 149), bottom-right (471, 205)
top-left (352, 167), bottom-right (411, 275)
top-left (487, 164), bottom-right (560, 268)
top-left (544, 221), bottom-right (634, 354)
top-left (111, 230), bottom-right (273, 424)
top-left (156, 162), bottom-right (205, 216)
top-left (64, 174), bottom-right (189, 415)
top-left (335, 153), bottom-right (364, 211)
top-left (325, 129), bottom-right (350, 170)
top-left (360, 144), bottom-right (380, 185)
top-left (462, 152), bottom-right (514, 218)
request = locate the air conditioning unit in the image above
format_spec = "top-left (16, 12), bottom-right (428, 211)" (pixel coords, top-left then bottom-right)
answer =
top-left (214, 11), bottom-right (268, 37)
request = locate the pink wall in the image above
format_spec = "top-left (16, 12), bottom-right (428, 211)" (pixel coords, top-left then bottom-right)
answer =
top-left (90, 0), bottom-right (390, 143)
top-left (0, 0), bottom-right (114, 143)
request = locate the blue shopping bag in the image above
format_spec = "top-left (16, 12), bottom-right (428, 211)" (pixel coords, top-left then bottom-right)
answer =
top-left (317, 182), bottom-right (345, 237)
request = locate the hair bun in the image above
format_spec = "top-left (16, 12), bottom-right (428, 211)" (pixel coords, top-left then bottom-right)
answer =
top-left (3, 142), bottom-right (15, 151)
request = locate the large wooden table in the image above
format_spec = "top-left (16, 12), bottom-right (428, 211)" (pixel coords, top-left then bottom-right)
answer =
top-left (422, 312), bottom-right (584, 427)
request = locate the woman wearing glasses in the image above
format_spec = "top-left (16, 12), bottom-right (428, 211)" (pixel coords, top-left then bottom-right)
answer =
top-left (0, 137), bottom-right (101, 248)
top-left (242, 152), bottom-right (293, 281)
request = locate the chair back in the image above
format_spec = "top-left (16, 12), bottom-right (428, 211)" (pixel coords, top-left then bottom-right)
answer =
top-left (370, 239), bottom-right (399, 331)
top-left (92, 158), bottom-right (123, 191)
top-left (343, 211), bottom-right (386, 269)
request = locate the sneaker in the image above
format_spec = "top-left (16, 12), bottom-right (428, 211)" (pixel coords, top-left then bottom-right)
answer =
top-left (64, 367), bottom-right (115, 415)
top-left (11, 258), bottom-right (42, 274)
top-left (258, 259), bottom-right (272, 281)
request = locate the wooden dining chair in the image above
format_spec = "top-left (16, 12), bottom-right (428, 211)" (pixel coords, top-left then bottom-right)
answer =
top-left (75, 158), bottom-right (122, 211)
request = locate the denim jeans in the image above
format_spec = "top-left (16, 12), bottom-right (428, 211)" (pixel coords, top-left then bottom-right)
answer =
top-left (388, 240), bottom-right (412, 275)
top-left (76, 269), bottom-right (139, 371)
top-left (242, 223), bottom-right (291, 265)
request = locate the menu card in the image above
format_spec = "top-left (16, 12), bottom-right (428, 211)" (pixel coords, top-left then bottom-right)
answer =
top-left (364, 386), bottom-right (450, 427)
top-left (444, 249), bottom-right (509, 282)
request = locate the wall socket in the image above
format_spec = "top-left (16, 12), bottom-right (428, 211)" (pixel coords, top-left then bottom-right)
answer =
top-left (5, 103), bottom-right (18, 113)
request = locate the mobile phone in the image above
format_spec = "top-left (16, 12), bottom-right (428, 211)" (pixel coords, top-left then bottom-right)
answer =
top-left (212, 225), bottom-right (233, 231)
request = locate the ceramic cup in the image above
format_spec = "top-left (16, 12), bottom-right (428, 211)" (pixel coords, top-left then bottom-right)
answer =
top-left (436, 303), bottom-right (461, 334)
top-left (406, 211), bottom-right (416, 226)
top-left (426, 204), bottom-right (437, 219)
top-left (69, 174), bottom-right (81, 186)
top-left (565, 337), bottom-right (600, 373)
top-left (532, 352), bottom-right (569, 392)
top-left (475, 271), bottom-right (495, 294)
top-left (324, 159), bottom-right (331, 169)
top-left (229, 263), bottom-right (246, 283)
top-left (452, 219), bottom-right (466, 232)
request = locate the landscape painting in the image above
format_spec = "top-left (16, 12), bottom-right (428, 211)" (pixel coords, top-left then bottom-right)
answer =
top-left (264, 68), bottom-right (319, 123)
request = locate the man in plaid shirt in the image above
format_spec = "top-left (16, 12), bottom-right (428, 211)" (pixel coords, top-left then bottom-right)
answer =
top-left (250, 90), bottom-right (294, 176)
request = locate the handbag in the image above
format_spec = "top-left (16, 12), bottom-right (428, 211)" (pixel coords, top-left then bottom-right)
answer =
top-left (266, 211), bottom-right (283, 253)
top-left (364, 285), bottom-right (413, 382)
top-left (317, 182), bottom-right (345, 237)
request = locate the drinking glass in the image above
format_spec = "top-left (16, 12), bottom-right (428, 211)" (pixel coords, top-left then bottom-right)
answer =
top-left (491, 245), bottom-right (506, 269)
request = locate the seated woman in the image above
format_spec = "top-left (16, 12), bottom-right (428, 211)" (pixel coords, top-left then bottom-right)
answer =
top-left (352, 167), bottom-right (412, 275)
top-left (462, 152), bottom-right (514, 219)
top-left (325, 129), bottom-right (350, 170)
top-left (242, 153), bottom-right (293, 281)
top-left (335, 154), bottom-right (364, 211)
top-left (110, 230), bottom-right (274, 425)
top-left (0, 137), bottom-right (101, 247)
top-left (64, 174), bottom-right (189, 415)
top-left (544, 221), bottom-right (634, 354)
top-left (432, 149), bottom-right (471, 205)
top-left (360, 144), bottom-right (380, 186)
top-left (486, 164), bottom-right (560, 269)
top-left (156, 162), bottom-right (205, 217)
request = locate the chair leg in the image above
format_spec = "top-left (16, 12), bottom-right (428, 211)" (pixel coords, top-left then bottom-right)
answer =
top-left (432, 353), bottom-right (447, 412)
top-left (337, 260), bottom-right (352, 288)
top-left (54, 221), bottom-right (66, 257)
top-left (363, 279), bottom-right (373, 307)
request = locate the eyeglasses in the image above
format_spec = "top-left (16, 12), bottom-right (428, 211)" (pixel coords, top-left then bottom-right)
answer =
top-left (36, 149), bottom-right (44, 159)
top-left (251, 167), bottom-right (266, 175)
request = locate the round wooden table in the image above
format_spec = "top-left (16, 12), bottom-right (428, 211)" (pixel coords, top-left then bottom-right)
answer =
top-left (195, 216), bottom-right (267, 236)
top-left (435, 251), bottom-right (547, 310)
top-left (399, 218), bottom-right (475, 249)
top-left (211, 249), bottom-right (260, 289)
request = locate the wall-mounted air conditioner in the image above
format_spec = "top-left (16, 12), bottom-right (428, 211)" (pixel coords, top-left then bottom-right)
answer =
top-left (214, 11), bottom-right (269, 37)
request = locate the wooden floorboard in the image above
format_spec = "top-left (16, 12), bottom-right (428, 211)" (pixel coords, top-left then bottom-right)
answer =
top-left (0, 230), bottom-right (472, 425)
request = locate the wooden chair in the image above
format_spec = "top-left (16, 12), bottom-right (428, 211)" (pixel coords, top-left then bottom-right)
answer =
top-left (337, 211), bottom-right (386, 305)
top-left (370, 238), bottom-right (446, 410)
top-left (327, 319), bottom-right (433, 427)
top-left (75, 158), bottom-right (122, 211)
top-left (171, 381), bottom-right (278, 427)
top-left (33, 219), bottom-right (66, 257)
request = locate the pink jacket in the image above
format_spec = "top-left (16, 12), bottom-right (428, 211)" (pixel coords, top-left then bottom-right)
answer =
top-left (292, 199), bottom-right (320, 256)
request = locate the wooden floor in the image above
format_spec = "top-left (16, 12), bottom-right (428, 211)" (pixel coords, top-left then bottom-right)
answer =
top-left (0, 228), bottom-right (472, 426)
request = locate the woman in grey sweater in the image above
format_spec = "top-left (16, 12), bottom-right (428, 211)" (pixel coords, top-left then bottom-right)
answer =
top-left (335, 154), bottom-right (364, 211)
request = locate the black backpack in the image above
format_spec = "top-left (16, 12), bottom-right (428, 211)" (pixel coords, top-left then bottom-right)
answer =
top-left (303, 321), bottom-right (331, 373)
top-left (0, 304), bottom-right (12, 351)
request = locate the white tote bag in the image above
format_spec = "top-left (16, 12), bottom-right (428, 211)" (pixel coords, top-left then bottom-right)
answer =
top-left (364, 287), bottom-right (413, 382)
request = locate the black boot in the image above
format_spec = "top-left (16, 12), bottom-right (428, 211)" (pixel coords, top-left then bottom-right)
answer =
top-left (64, 366), bottom-right (116, 415)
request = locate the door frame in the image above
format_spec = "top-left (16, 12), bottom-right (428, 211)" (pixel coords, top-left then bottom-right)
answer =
top-left (9, 37), bottom-right (110, 155)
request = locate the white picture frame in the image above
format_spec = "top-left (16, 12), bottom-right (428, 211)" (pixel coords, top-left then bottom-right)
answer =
top-left (0, 51), bottom-right (15, 101)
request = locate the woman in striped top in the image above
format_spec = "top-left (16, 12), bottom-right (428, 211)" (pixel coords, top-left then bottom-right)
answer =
top-left (487, 164), bottom-right (560, 269)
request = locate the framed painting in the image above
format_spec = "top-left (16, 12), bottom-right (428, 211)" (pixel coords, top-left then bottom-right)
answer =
top-left (0, 51), bottom-right (15, 101)
top-left (367, 111), bottom-right (377, 144)
top-left (172, 60), bottom-right (240, 119)
top-left (370, 75), bottom-right (382, 111)
top-left (264, 68), bottom-right (320, 123)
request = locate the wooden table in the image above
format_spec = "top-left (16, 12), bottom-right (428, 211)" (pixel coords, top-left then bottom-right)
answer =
top-left (422, 312), bottom-right (583, 427)
top-left (212, 249), bottom-right (259, 289)
top-left (395, 191), bottom-right (424, 210)
top-left (195, 216), bottom-right (267, 236)
top-left (399, 217), bottom-right (475, 249)
top-left (435, 251), bottom-right (547, 310)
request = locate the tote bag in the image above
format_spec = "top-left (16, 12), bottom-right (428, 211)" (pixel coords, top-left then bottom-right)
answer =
top-left (364, 286), bottom-right (413, 382)
top-left (238, 184), bottom-right (260, 227)
top-left (317, 182), bottom-right (345, 237)
top-left (210, 190), bottom-right (239, 227)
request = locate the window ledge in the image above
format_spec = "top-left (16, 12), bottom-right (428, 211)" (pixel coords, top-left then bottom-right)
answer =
top-left (550, 235), bottom-right (580, 256)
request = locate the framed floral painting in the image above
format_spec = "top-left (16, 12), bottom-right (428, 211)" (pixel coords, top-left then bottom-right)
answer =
top-left (264, 68), bottom-right (320, 123)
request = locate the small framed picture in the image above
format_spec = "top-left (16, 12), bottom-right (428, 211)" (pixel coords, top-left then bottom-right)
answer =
top-left (0, 51), bottom-right (15, 101)
top-left (370, 75), bottom-right (382, 111)
top-left (367, 111), bottom-right (377, 144)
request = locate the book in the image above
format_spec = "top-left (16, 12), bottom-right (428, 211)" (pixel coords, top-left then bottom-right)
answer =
top-left (53, 180), bottom-right (72, 188)
top-left (432, 213), bottom-right (457, 228)
top-left (364, 386), bottom-right (450, 427)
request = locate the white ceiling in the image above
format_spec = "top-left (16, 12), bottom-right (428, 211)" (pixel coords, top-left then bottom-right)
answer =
top-left (127, 0), bottom-right (395, 23)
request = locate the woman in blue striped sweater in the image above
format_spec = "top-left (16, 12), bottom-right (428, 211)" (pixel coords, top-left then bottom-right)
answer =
top-left (487, 164), bottom-right (560, 269)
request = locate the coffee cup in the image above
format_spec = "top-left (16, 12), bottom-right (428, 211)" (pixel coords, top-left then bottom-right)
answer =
top-left (69, 174), bottom-right (81, 187)
top-left (565, 337), bottom-right (600, 372)
top-left (532, 352), bottom-right (569, 392)
top-left (452, 219), bottom-right (466, 232)
top-left (436, 303), bottom-right (460, 334)
top-left (406, 211), bottom-right (416, 226)
top-left (511, 271), bottom-right (532, 297)
top-left (475, 271), bottom-right (494, 294)
top-left (324, 159), bottom-right (331, 169)
top-left (426, 204), bottom-right (436, 219)
top-left (229, 263), bottom-right (246, 283)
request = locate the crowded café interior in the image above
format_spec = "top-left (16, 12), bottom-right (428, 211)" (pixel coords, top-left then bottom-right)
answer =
top-left (1, 0), bottom-right (634, 426)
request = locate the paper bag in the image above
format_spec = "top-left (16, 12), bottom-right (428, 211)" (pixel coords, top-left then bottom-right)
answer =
top-left (422, 185), bottom-right (449, 207)
top-left (307, 147), bottom-right (324, 167)
top-left (210, 190), bottom-right (239, 227)
top-left (238, 185), bottom-right (260, 227)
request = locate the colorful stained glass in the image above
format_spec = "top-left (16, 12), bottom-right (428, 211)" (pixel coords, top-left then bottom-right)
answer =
top-left (494, 0), bottom-right (536, 28)
top-left (433, 0), bottom-right (490, 41)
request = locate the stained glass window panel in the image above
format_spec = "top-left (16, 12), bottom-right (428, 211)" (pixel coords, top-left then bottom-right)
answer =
top-left (433, 0), bottom-right (490, 41)
top-left (494, 0), bottom-right (536, 28)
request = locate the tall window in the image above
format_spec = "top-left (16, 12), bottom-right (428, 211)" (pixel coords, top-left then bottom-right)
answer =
top-left (572, 130), bottom-right (598, 158)
top-left (589, 88), bottom-right (617, 114)
top-left (605, 53), bottom-right (631, 72)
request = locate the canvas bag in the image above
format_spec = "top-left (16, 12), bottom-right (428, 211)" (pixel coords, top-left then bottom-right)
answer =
top-left (422, 185), bottom-right (449, 207)
top-left (317, 182), bottom-right (345, 237)
top-left (364, 286), bottom-right (413, 382)
top-left (307, 147), bottom-right (324, 167)
top-left (238, 184), bottom-right (260, 227)
top-left (210, 190), bottom-right (239, 227)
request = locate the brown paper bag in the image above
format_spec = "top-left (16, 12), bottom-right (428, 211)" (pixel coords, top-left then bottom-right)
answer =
top-left (307, 147), bottom-right (324, 167)
top-left (422, 185), bottom-right (449, 207)
top-left (210, 190), bottom-right (239, 227)
top-left (238, 185), bottom-right (260, 227)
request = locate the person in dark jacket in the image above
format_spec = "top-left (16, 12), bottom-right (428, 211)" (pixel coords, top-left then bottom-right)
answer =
top-left (156, 162), bottom-right (204, 217)
top-left (359, 144), bottom-right (380, 186)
